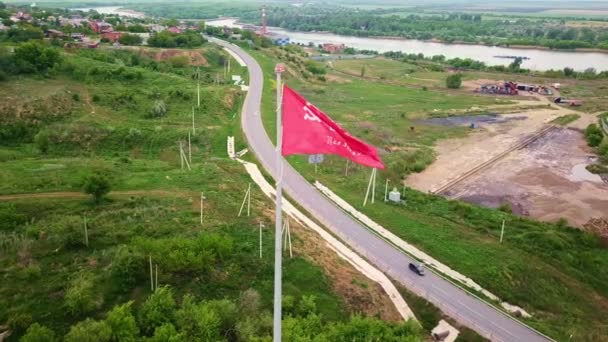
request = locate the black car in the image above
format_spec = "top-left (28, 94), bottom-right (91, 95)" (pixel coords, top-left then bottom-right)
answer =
top-left (409, 262), bottom-right (425, 276)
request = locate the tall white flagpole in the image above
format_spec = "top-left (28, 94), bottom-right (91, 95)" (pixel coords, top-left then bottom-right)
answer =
top-left (273, 63), bottom-right (285, 342)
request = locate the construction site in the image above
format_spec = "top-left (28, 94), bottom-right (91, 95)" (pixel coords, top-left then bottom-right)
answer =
top-left (406, 86), bottom-right (608, 234)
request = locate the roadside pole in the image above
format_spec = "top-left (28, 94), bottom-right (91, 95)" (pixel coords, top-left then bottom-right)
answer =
top-left (273, 63), bottom-right (285, 342)
top-left (500, 220), bottom-right (505, 243)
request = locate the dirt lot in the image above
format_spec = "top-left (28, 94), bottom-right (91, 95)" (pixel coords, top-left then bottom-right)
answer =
top-left (448, 128), bottom-right (608, 227)
top-left (405, 86), bottom-right (607, 227)
top-left (406, 107), bottom-right (561, 193)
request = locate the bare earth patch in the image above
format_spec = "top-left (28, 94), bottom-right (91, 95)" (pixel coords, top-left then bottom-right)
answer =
top-left (448, 128), bottom-right (608, 227)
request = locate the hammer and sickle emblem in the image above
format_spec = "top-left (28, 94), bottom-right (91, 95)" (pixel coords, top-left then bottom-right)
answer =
top-left (303, 102), bottom-right (321, 122)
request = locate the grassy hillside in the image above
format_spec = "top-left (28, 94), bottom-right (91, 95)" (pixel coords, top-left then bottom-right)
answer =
top-left (0, 43), bottom-right (423, 341)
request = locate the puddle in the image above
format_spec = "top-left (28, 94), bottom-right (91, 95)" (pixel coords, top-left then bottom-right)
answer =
top-left (418, 113), bottom-right (527, 127)
top-left (568, 164), bottom-right (604, 183)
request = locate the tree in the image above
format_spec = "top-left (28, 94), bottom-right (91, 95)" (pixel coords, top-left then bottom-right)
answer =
top-left (238, 288), bottom-right (261, 317)
top-left (150, 323), bottom-right (185, 342)
top-left (118, 33), bottom-right (143, 46)
top-left (445, 73), bottom-right (462, 89)
top-left (65, 319), bottom-right (111, 342)
top-left (138, 286), bottom-right (176, 335)
top-left (83, 172), bottom-right (111, 204)
top-left (13, 41), bottom-right (61, 74)
top-left (106, 301), bottom-right (139, 342)
top-left (34, 129), bottom-right (50, 154)
top-left (21, 323), bottom-right (57, 342)
top-left (508, 57), bottom-right (523, 71)
top-left (563, 67), bottom-right (575, 77)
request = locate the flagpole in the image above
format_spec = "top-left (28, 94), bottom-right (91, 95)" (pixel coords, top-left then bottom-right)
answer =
top-left (273, 63), bottom-right (285, 342)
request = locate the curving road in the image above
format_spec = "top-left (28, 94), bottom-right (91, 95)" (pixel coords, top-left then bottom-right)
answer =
top-left (211, 37), bottom-right (552, 342)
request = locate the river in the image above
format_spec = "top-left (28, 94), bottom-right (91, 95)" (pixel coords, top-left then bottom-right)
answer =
top-left (69, 6), bottom-right (145, 19)
top-left (207, 18), bottom-right (608, 72)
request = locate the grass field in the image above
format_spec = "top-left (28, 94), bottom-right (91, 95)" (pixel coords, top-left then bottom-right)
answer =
top-left (0, 44), bottom-right (420, 340)
top-left (252, 45), bottom-right (608, 340)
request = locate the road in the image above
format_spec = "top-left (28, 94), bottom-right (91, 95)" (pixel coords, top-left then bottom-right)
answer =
top-left (212, 38), bottom-right (551, 342)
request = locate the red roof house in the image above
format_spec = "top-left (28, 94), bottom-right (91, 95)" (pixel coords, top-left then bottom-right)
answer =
top-left (321, 43), bottom-right (346, 54)
top-left (101, 31), bottom-right (123, 42)
top-left (167, 26), bottom-right (182, 34)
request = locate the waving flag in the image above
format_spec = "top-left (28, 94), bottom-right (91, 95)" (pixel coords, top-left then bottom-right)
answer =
top-left (281, 85), bottom-right (384, 169)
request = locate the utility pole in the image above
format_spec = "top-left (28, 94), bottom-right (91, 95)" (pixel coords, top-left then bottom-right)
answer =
top-left (192, 106), bottom-right (196, 135)
top-left (149, 255), bottom-right (154, 291)
top-left (83, 215), bottom-right (88, 247)
top-left (196, 67), bottom-right (201, 108)
top-left (500, 220), bottom-right (506, 243)
top-left (384, 179), bottom-right (389, 202)
top-left (188, 131), bottom-right (192, 163)
top-left (200, 192), bottom-right (205, 225)
top-left (345, 160), bottom-right (349, 177)
top-left (273, 63), bottom-right (285, 342)
top-left (259, 221), bottom-right (264, 259)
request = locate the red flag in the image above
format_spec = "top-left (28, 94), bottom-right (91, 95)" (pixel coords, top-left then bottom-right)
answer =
top-left (281, 85), bottom-right (384, 169)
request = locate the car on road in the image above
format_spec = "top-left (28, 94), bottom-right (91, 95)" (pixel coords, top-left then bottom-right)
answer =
top-left (409, 262), bottom-right (425, 276)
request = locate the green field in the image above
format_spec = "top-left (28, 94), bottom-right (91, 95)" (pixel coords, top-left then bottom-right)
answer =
top-left (252, 44), bottom-right (608, 340)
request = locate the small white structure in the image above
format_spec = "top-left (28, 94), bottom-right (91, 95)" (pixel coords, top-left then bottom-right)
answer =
top-left (227, 136), bottom-right (235, 158)
top-left (388, 187), bottom-right (401, 203)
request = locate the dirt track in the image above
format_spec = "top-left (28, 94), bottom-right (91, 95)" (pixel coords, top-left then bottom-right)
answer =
top-left (0, 190), bottom-right (193, 201)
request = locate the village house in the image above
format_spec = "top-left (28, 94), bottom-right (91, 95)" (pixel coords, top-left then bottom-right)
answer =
top-left (146, 24), bottom-right (166, 32)
top-left (101, 31), bottom-right (123, 42)
top-left (167, 26), bottom-right (182, 34)
top-left (60, 16), bottom-right (88, 28)
top-left (10, 12), bottom-right (32, 23)
top-left (45, 29), bottom-right (65, 38)
top-left (89, 20), bottom-right (113, 33)
top-left (321, 43), bottom-right (346, 54)
top-left (70, 32), bottom-right (85, 41)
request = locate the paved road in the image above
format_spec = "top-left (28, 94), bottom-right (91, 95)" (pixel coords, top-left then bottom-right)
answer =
top-left (212, 38), bottom-right (551, 342)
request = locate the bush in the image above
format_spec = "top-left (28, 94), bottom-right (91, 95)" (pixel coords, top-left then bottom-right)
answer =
top-left (64, 271), bottom-right (99, 315)
top-left (65, 319), bottom-right (111, 342)
top-left (34, 129), bottom-right (50, 154)
top-left (0, 203), bottom-right (26, 232)
top-left (118, 33), bottom-right (143, 46)
top-left (598, 139), bottom-right (608, 158)
top-left (112, 246), bottom-right (142, 291)
top-left (106, 301), bottom-right (139, 342)
top-left (446, 73), bottom-right (462, 89)
top-left (138, 286), bottom-right (176, 335)
top-left (83, 173), bottom-right (111, 204)
top-left (13, 41), bottom-right (61, 74)
top-left (584, 124), bottom-right (603, 147)
top-left (21, 323), bottom-right (56, 342)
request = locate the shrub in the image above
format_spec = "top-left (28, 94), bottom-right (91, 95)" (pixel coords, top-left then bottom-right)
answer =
top-left (118, 33), bottom-right (143, 46)
top-left (106, 301), bottom-right (139, 342)
top-left (83, 173), bottom-right (111, 204)
top-left (13, 41), bottom-right (61, 74)
top-left (0, 203), bottom-right (26, 232)
top-left (112, 246), bottom-right (142, 291)
top-left (138, 286), bottom-right (176, 335)
top-left (584, 124), bottom-right (603, 147)
top-left (446, 73), bottom-right (462, 89)
top-left (34, 129), bottom-right (50, 154)
top-left (598, 139), bottom-right (608, 158)
top-left (21, 323), bottom-right (56, 342)
top-left (64, 271), bottom-right (99, 315)
top-left (65, 319), bottom-right (111, 342)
